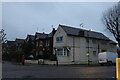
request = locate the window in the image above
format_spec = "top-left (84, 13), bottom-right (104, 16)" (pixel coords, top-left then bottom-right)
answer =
top-left (36, 42), bottom-right (39, 47)
top-left (92, 39), bottom-right (96, 44)
top-left (46, 40), bottom-right (50, 46)
top-left (56, 49), bottom-right (63, 56)
top-left (93, 51), bottom-right (97, 56)
top-left (39, 51), bottom-right (43, 55)
top-left (56, 36), bottom-right (63, 42)
top-left (56, 48), bottom-right (70, 56)
top-left (66, 48), bottom-right (70, 56)
top-left (39, 41), bottom-right (43, 46)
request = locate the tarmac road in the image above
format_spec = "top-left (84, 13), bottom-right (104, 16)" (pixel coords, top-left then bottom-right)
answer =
top-left (2, 61), bottom-right (116, 79)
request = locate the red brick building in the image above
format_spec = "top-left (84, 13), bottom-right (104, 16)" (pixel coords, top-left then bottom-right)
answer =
top-left (35, 28), bottom-right (56, 59)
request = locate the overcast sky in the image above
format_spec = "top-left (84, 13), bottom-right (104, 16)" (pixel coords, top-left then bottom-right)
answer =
top-left (2, 2), bottom-right (117, 41)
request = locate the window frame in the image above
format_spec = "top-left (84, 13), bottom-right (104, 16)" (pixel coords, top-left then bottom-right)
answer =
top-left (56, 36), bottom-right (63, 42)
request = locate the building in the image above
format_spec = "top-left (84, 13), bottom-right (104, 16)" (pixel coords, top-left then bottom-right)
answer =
top-left (2, 41), bottom-right (18, 61)
top-left (35, 32), bottom-right (48, 57)
top-left (25, 35), bottom-right (35, 57)
top-left (35, 28), bottom-right (56, 59)
top-left (15, 38), bottom-right (25, 52)
top-left (53, 24), bottom-right (117, 64)
top-left (6, 41), bottom-right (17, 55)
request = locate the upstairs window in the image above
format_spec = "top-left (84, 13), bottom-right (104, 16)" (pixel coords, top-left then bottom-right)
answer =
top-left (36, 42), bottom-right (39, 47)
top-left (46, 40), bottom-right (50, 46)
top-left (39, 41), bottom-right (43, 46)
top-left (56, 36), bottom-right (63, 42)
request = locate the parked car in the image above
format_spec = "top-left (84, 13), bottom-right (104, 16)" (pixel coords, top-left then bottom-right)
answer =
top-left (98, 52), bottom-right (118, 65)
top-left (26, 55), bottom-right (34, 60)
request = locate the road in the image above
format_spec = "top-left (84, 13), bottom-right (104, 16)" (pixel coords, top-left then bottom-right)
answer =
top-left (2, 61), bottom-right (116, 79)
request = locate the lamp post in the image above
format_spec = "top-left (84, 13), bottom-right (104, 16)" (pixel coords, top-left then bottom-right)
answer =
top-left (55, 48), bottom-right (58, 66)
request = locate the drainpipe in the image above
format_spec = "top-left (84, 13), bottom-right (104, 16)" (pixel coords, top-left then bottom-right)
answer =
top-left (87, 31), bottom-right (90, 65)
top-left (73, 37), bottom-right (75, 62)
top-left (98, 39), bottom-right (100, 54)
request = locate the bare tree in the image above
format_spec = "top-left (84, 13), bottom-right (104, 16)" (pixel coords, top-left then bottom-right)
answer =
top-left (0, 29), bottom-right (7, 43)
top-left (102, 2), bottom-right (120, 57)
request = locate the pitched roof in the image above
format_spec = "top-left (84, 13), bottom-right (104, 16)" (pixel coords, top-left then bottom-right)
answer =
top-left (27, 35), bottom-right (35, 41)
top-left (35, 32), bottom-right (48, 40)
top-left (7, 41), bottom-right (17, 46)
top-left (35, 28), bottom-right (56, 39)
top-left (47, 30), bottom-right (56, 38)
top-left (109, 40), bottom-right (117, 44)
top-left (16, 38), bottom-right (25, 44)
top-left (59, 24), bottom-right (110, 40)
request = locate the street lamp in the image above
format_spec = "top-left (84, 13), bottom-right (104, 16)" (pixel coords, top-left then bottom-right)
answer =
top-left (55, 48), bottom-right (58, 66)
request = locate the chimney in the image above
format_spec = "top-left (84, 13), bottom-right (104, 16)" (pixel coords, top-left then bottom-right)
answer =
top-left (89, 29), bottom-right (93, 31)
top-left (79, 30), bottom-right (84, 37)
top-left (52, 28), bottom-right (56, 35)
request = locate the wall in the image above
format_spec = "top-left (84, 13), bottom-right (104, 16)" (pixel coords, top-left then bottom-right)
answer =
top-left (53, 27), bottom-right (117, 64)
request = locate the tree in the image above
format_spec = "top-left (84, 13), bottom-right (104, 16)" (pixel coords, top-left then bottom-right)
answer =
top-left (0, 29), bottom-right (7, 43)
top-left (0, 29), bottom-right (7, 62)
top-left (102, 2), bottom-right (120, 57)
top-left (22, 37), bottom-right (34, 57)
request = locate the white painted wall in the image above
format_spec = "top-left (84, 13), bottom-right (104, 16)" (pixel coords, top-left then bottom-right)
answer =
top-left (53, 26), bottom-right (117, 64)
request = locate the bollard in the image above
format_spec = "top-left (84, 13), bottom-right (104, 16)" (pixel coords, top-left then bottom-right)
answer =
top-left (116, 58), bottom-right (120, 80)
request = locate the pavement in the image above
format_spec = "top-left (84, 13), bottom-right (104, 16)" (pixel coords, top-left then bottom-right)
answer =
top-left (2, 61), bottom-right (116, 79)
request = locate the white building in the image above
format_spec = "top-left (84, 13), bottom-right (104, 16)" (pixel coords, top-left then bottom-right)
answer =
top-left (53, 24), bottom-right (117, 64)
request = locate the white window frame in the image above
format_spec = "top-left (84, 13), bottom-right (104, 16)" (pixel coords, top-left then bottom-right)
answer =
top-left (56, 48), bottom-right (70, 56)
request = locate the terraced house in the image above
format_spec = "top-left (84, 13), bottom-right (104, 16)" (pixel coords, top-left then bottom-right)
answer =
top-left (35, 28), bottom-right (56, 59)
top-left (53, 24), bottom-right (117, 64)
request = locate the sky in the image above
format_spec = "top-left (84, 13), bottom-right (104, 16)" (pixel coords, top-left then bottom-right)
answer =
top-left (2, 2), bottom-right (117, 41)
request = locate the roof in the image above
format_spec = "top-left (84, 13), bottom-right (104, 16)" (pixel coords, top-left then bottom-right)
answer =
top-left (7, 41), bottom-right (17, 46)
top-left (47, 30), bottom-right (56, 38)
top-left (35, 28), bottom-right (56, 39)
top-left (35, 32), bottom-right (48, 40)
top-left (59, 24), bottom-right (110, 40)
top-left (109, 40), bottom-right (117, 44)
top-left (26, 35), bottom-right (35, 41)
top-left (16, 38), bottom-right (25, 44)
